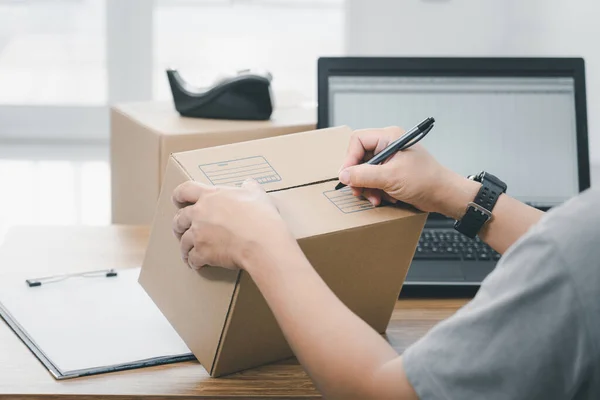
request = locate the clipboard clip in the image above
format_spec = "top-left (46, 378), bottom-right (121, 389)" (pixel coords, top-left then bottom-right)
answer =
top-left (26, 269), bottom-right (118, 288)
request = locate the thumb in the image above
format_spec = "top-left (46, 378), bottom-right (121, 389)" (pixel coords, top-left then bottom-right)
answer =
top-left (339, 164), bottom-right (389, 190)
top-left (241, 178), bottom-right (265, 193)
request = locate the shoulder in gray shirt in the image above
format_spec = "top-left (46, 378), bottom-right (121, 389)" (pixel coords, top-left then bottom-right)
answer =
top-left (403, 188), bottom-right (600, 400)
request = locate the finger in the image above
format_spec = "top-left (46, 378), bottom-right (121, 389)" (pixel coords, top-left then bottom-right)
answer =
top-left (187, 247), bottom-right (206, 270)
top-left (339, 129), bottom-right (388, 172)
top-left (339, 164), bottom-right (390, 190)
top-left (382, 192), bottom-right (398, 204)
top-left (362, 188), bottom-right (382, 206)
top-left (363, 189), bottom-right (383, 207)
top-left (350, 187), bottom-right (363, 197)
top-left (172, 206), bottom-right (194, 239)
top-left (241, 178), bottom-right (265, 193)
top-left (172, 181), bottom-right (215, 208)
top-left (339, 127), bottom-right (404, 172)
top-left (372, 131), bottom-right (393, 155)
top-left (180, 228), bottom-right (195, 265)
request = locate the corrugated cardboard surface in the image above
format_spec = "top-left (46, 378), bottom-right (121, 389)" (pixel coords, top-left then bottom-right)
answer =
top-left (110, 101), bottom-right (316, 225)
top-left (110, 108), bottom-right (162, 226)
top-left (138, 159), bottom-right (240, 370)
top-left (173, 124), bottom-right (348, 194)
top-left (212, 215), bottom-right (425, 375)
top-left (139, 126), bottom-right (427, 376)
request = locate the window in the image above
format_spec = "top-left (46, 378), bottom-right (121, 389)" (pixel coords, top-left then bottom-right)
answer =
top-left (0, 0), bottom-right (345, 139)
top-left (0, 0), bottom-right (106, 105)
top-left (153, 0), bottom-right (345, 102)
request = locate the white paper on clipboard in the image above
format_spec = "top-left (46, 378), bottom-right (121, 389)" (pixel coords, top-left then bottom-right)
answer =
top-left (0, 267), bottom-right (194, 379)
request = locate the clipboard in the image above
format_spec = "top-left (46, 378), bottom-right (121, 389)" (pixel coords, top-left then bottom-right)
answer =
top-left (0, 267), bottom-right (194, 379)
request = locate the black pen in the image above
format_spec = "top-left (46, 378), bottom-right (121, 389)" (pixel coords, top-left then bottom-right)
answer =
top-left (335, 117), bottom-right (435, 190)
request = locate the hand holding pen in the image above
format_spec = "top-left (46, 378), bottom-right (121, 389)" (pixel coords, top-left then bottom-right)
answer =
top-left (336, 118), bottom-right (470, 213)
top-left (336, 117), bottom-right (435, 190)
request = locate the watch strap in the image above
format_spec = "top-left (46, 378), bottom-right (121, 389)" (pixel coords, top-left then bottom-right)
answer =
top-left (454, 172), bottom-right (506, 238)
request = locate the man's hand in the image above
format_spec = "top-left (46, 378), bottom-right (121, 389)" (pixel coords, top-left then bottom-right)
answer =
top-left (171, 179), bottom-right (292, 270)
top-left (338, 126), bottom-right (480, 219)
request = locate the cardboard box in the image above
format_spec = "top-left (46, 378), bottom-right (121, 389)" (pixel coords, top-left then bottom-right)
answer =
top-left (139, 126), bottom-right (427, 377)
top-left (110, 101), bottom-right (316, 225)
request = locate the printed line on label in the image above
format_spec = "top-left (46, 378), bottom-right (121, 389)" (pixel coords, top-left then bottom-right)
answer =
top-left (323, 187), bottom-right (375, 214)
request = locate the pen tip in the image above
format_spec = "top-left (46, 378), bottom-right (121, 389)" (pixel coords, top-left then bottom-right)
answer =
top-left (335, 182), bottom-right (346, 190)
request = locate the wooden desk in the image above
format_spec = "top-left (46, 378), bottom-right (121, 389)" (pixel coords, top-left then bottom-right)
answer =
top-left (0, 226), bottom-right (468, 399)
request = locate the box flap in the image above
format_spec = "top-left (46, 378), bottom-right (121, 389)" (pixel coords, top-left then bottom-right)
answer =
top-left (173, 126), bottom-right (352, 192)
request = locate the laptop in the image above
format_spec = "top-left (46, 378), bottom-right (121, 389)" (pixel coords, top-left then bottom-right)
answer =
top-left (317, 57), bottom-right (591, 295)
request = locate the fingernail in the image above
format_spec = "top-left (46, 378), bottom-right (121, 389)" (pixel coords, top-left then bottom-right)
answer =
top-left (367, 196), bottom-right (377, 206)
top-left (339, 169), bottom-right (350, 184)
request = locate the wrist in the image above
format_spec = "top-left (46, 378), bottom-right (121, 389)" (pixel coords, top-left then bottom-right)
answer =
top-left (437, 172), bottom-right (481, 221)
top-left (237, 227), bottom-right (300, 275)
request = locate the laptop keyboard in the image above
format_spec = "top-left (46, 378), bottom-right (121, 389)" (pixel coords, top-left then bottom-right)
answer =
top-left (414, 229), bottom-right (501, 262)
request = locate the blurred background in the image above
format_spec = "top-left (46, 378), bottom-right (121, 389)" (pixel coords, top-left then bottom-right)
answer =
top-left (0, 0), bottom-right (598, 230)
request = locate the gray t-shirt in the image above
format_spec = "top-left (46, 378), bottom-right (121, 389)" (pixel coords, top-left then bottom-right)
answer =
top-left (403, 188), bottom-right (600, 400)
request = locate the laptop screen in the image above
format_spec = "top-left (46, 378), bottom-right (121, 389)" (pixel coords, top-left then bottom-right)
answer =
top-left (328, 75), bottom-right (579, 208)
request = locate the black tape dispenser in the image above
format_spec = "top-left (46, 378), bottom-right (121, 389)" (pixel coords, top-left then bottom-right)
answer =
top-left (167, 69), bottom-right (274, 120)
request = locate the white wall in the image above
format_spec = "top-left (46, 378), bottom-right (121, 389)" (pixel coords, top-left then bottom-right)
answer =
top-left (345, 0), bottom-right (600, 165)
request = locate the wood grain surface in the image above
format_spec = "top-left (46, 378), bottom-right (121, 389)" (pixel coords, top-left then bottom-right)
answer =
top-left (0, 225), bottom-right (468, 399)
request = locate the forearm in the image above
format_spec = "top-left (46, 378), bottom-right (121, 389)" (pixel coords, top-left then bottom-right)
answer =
top-left (241, 236), bottom-right (416, 400)
top-left (440, 172), bottom-right (544, 253)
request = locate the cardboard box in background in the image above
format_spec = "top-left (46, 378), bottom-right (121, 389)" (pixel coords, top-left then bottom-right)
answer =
top-left (111, 101), bottom-right (316, 225)
top-left (139, 126), bottom-right (427, 377)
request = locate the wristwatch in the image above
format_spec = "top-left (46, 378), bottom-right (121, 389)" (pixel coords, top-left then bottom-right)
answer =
top-left (454, 171), bottom-right (507, 238)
